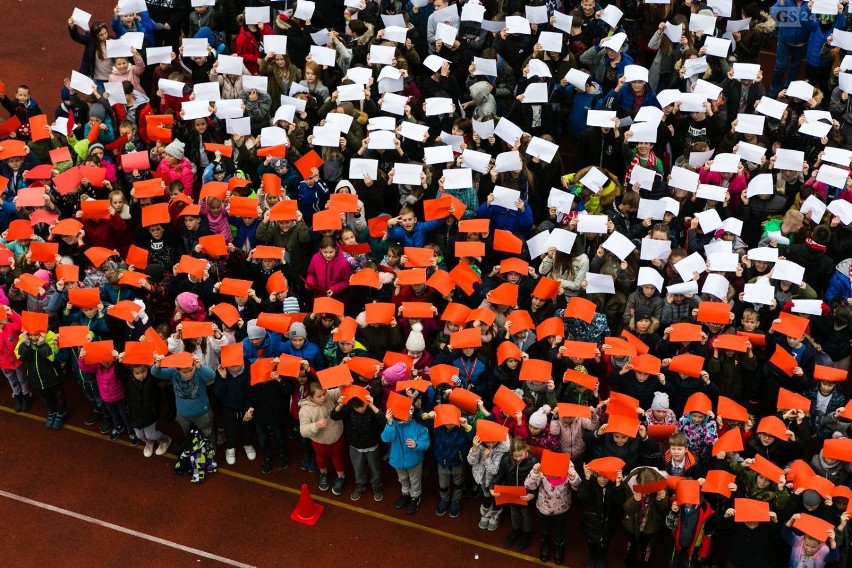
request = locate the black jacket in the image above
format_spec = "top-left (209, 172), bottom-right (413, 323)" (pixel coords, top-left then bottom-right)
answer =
top-left (125, 373), bottom-right (160, 429)
top-left (577, 478), bottom-right (623, 543)
top-left (330, 404), bottom-right (384, 450)
top-left (490, 451), bottom-right (538, 490)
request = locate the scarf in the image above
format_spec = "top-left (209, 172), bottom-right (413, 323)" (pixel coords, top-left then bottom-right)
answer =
top-left (805, 237), bottom-right (826, 251)
top-left (624, 151), bottom-right (658, 184)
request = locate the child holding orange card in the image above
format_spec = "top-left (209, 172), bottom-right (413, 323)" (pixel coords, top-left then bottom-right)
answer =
top-left (525, 452), bottom-right (581, 564)
top-left (489, 437), bottom-right (538, 552)
top-left (382, 396), bottom-right (431, 515)
top-left (299, 381), bottom-right (346, 494)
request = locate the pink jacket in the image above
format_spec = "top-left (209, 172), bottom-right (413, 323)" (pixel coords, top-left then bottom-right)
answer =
top-left (156, 157), bottom-right (195, 195)
top-left (698, 168), bottom-right (748, 214)
top-left (78, 357), bottom-right (125, 403)
top-left (549, 414), bottom-right (600, 458)
top-left (305, 251), bottom-right (353, 299)
top-left (0, 310), bottom-right (22, 369)
top-left (108, 53), bottom-right (146, 93)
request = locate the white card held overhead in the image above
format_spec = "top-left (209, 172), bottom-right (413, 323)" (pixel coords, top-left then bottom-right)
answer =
top-left (293, 1), bottom-right (316, 21)
top-left (193, 82), bottom-right (220, 101)
top-left (811, 0), bottom-right (838, 14)
top-left (527, 59), bottom-right (552, 78)
top-left (492, 185), bottom-right (521, 209)
top-left (817, 164), bottom-right (849, 188)
top-left (627, 122), bottom-right (658, 143)
top-left (370, 45), bottom-right (396, 65)
top-left (695, 209), bottom-right (723, 233)
top-left (833, 29), bottom-right (852, 50)
top-left (525, 137), bottom-right (559, 163)
top-left (773, 259), bottom-right (805, 285)
top-left (367, 116), bottom-right (395, 132)
top-left (548, 188), bottom-right (575, 213)
top-left (215, 99), bottom-right (244, 119)
top-left (117, 0), bottom-right (146, 16)
top-left (755, 96), bottom-right (787, 120)
top-left (792, 299), bottom-right (824, 316)
top-left (505, 16), bottom-right (531, 34)
top-left (822, 146), bottom-right (852, 167)
top-left (683, 58), bottom-right (709, 79)
top-left (800, 194), bottom-right (827, 221)
top-left (337, 83), bottom-right (365, 102)
top-left (746, 173), bottom-right (774, 197)
top-left (637, 199), bottom-right (668, 221)
top-left (735, 141), bottom-right (766, 164)
top-left (564, 68), bottom-right (591, 91)
top-left (734, 113), bottom-right (765, 135)
top-left (669, 166), bottom-right (700, 193)
top-left (688, 150), bottom-right (714, 168)
top-left (422, 55), bottom-right (449, 73)
top-left (722, 217), bottom-right (743, 236)
top-left (674, 252), bottom-right (707, 282)
top-left (634, 106), bottom-right (664, 124)
top-left (424, 97), bottom-right (454, 116)
top-left (774, 149), bottom-right (805, 170)
top-left (585, 273), bottom-right (616, 295)
top-left (733, 63), bottom-right (760, 80)
top-left (273, 105), bottom-right (295, 125)
top-left (473, 57), bottom-right (498, 77)
top-left (786, 80), bottom-right (814, 101)
top-left (525, 4), bottom-right (549, 23)
top-left (726, 18), bottom-right (752, 33)
top-left (704, 240), bottom-right (733, 256)
top-left (527, 230), bottom-right (552, 259)
top-left (623, 65), bottom-right (649, 84)
top-left (747, 247), bottom-right (779, 263)
top-left (423, 145), bottom-right (454, 164)
top-left (181, 100), bottom-right (211, 120)
top-left (182, 38), bottom-right (209, 58)
top-left (216, 54), bottom-right (244, 75)
top-left (226, 117), bottom-right (251, 136)
top-left (460, 3), bottom-right (485, 22)
top-left (242, 75), bottom-right (267, 93)
top-left (349, 159), bottom-right (379, 181)
top-left (668, 281), bottom-right (700, 295)
top-left (435, 22), bottom-right (459, 45)
top-left (71, 7), bottom-right (91, 30)
top-left (460, 149), bottom-right (491, 174)
top-left (629, 166), bottom-right (657, 191)
top-left (522, 83), bottom-right (548, 103)
top-left (545, 228), bottom-right (577, 255)
top-left (106, 39), bottom-right (133, 58)
top-left (382, 26), bottom-right (408, 44)
top-left (638, 267), bottom-right (664, 291)
top-left (576, 214), bottom-right (609, 234)
top-left (743, 283), bottom-right (775, 305)
top-left (398, 121), bottom-right (429, 142)
top-left (664, 22), bottom-right (683, 42)
top-left (392, 163), bottom-right (423, 186)
top-left (707, 252), bottom-right (739, 272)
top-left (494, 118), bottom-right (523, 145)
top-left (697, 184), bottom-right (727, 202)
top-left (146, 46), bottom-right (173, 65)
top-left (310, 46), bottom-right (336, 67)
top-left (640, 238), bottom-right (672, 261)
top-left (600, 4), bottom-right (624, 28)
top-left (799, 119), bottom-right (832, 138)
top-left (829, 200), bottom-right (852, 225)
top-left (260, 126), bottom-right (288, 147)
top-left (707, 0), bottom-right (733, 17)
top-left (579, 167), bottom-right (610, 194)
top-left (310, 125), bottom-right (341, 147)
top-left (325, 112), bottom-right (354, 133)
top-left (689, 13), bottom-right (716, 33)
top-left (704, 36), bottom-right (731, 57)
top-left (471, 119), bottom-right (494, 139)
top-left (601, 232), bottom-right (636, 261)
top-left (599, 32), bottom-right (627, 52)
top-left (444, 168), bottom-right (476, 191)
top-left (538, 31), bottom-right (563, 53)
top-left (103, 81), bottom-right (126, 103)
top-left (709, 153), bottom-right (740, 173)
top-left (367, 130), bottom-right (396, 150)
top-left (702, 274), bottom-right (730, 300)
top-left (158, 78), bottom-right (185, 97)
top-left (264, 35), bottom-right (287, 55)
top-left (586, 110), bottom-right (617, 127)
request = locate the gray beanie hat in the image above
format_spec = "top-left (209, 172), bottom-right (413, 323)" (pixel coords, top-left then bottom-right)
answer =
top-left (289, 322), bottom-right (307, 339)
top-left (164, 139), bottom-right (186, 160)
top-left (88, 142), bottom-right (105, 155)
top-left (89, 104), bottom-right (106, 121)
top-left (247, 319), bottom-right (267, 340)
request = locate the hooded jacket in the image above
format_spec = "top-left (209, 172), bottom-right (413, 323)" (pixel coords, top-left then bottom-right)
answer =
top-left (299, 386), bottom-right (344, 445)
top-left (382, 418), bottom-right (431, 469)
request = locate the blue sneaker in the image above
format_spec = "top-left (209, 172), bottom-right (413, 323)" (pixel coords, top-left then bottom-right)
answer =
top-left (436, 500), bottom-right (450, 516)
top-left (300, 456), bottom-right (311, 471)
top-left (308, 460), bottom-right (319, 473)
top-left (45, 413), bottom-right (56, 428)
top-left (449, 501), bottom-right (460, 518)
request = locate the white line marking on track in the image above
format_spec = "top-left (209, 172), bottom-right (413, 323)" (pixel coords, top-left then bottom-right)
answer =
top-left (0, 489), bottom-right (256, 568)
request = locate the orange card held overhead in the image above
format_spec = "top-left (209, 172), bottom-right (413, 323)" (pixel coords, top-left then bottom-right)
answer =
top-left (540, 450), bottom-right (571, 477)
top-left (493, 384), bottom-right (526, 417)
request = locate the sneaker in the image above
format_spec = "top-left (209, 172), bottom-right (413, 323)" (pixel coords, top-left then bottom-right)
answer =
top-left (517, 532), bottom-right (532, 552)
top-left (155, 436), bottom-right (172, 456)
top-left (13, 394), bottom-right (21, 413)
top-left (372, 484), bottom-right (384, 502)
top-left (52, 413), bottom-right (66, 430)
top-left (505, 529), bottom-right (521, 547)
top-left (449, 501), bottom-right (460, 518)
top-left (332, 476), bottom-right (345, 496)
top-left (20, 394), bottom-right (32, 412)
top-left (83, 411), bottom-right (101, 426)
top-left (143, 442), bottom-right (156, 458)
top-left (394, 494), bottom-right (410, 510)
top-left (318, 473), bottom-right (330, 491)
top-left (308, 460), bottom-right (319, 473)
top-left (108, 426), bottom-right (124, 441)
top-left (99, 418), bottom-right (113, 434)
top-left (299, 456), bottom-right (310, 471)
top-left (436, 500), bottom-right (450, 516)
top-left (45, 412), bottom-right (56, 428)
top-left (406, 496), bottom-right (421, 515)
top-left (216, 429), bottom-right (226, 446)
top-left (225, 448), bottom-right (236, 465)
top-left (278, 456), bottom-right (288, 470)
top-left (243, 445), bottom-right (257, 461)
top-left (261, 459), bottom-right (272, 474)
top-left (351, 484), bottom-right (366, 501)
top-left (129, 435), bottom-right (140, 447)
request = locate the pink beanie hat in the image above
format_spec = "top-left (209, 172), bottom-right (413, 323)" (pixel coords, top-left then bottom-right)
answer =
top-left (381, 362), bottom-right (409, 385)
top-left (176, 291), bottom-right (199, 313)
top-left (34, 269), bottom-right (51, 283)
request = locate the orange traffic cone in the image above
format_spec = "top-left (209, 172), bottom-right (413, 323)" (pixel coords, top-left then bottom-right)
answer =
top-left (290, 483), bottom-right (323, 526)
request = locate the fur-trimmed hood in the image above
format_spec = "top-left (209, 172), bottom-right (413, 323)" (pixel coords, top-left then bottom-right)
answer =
top-left (751, 12), bottom-right (776, 34)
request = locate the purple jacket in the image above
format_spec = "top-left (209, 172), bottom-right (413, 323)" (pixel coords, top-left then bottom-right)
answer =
top-left (305, 251), bottom-right (354, 300)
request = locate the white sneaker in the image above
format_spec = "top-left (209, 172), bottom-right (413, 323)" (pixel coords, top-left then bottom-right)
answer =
top-left (225, 448), bottom-right (236, 465)
top-left (155, 435), bottom-right (171, 456)
top-left (244, 445), bottom-right (257, 461)
top-left (143, 442), bottom-right (156, 458)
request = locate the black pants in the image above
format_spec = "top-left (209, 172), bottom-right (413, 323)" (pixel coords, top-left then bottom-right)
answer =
top-left (626, 532), bottom-right (655, 568)
top-left (540, 512), bottom-right (566, 545)
top-left (222, 409), bottom-right (253, 450)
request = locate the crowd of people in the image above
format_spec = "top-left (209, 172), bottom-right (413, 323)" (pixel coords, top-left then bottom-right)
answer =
top-left (4, 0), bottom-right (852, 566)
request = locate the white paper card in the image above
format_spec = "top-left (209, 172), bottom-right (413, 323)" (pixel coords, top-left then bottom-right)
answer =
top-left (424, 97), bottom-right (454, 116)
top-left (638, 267), bottom-right (665, 291)
top-left (817, 164), bottom-right (849, 188)
top-left (217, 54), bottom-right (244, 75)
top-left (226, 117), bottom-right (251, 136)
top-left (294, 1), bottom-right (316, 21)
top-left (586, 273), bottom-right (616, 294)
top-left (392, 163), bottom-right (423, 186)
top-left (630, 166), bottom-right (657, 191)
top-left (349, 159), bottom-right (379, 181)
top-left (640, 238), bottom-right (672, 261)
top-left (773, 259), bottom-right (805, 285)
top-left (746, 173), bottom-right (774, 197)
top-left (264, 35), bottom-right (288, 55)
top-left (695, 209), bottom-right (723, 233)
top-left (423, 145), bottom-right (454, 164)
top-left (492, 185), bottom-right (521, 209)
top-left (182, 38), bottom-right (209, 58)
top-left (602, 232), bottom-right (636, 261)
top-left (774, 149), bottom-right (805, 170)
top-left (743, 283), bottom-right (776, 305)
top-left (669, 166), bottom-right (700, 193)
top-left (675, 252), bottom-right (707, 282)
top-left (755, 96), bottom-right (787, 120)
top-left (309, 46), bottom-right (336, 67)
top-left (399, 122), bottom-right (429, 142)
top-left (367, 130), bottom-right (396, 150)
top-left (71, 8), bottom-right (91, 30)
top-left (576, 214), bottom-right (609, 234)
top-left (747, 247), bottom-right (779, 263)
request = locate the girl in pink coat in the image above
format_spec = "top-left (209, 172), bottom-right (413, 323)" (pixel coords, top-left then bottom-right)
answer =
top-left (0, 307), bottom-right (28, 411)
top-left (78, 347), bottom-right (139, 445)
top-left (305, 236), bottom-right (354, 300)
top-left (107, 49), bottom-right (145, 93)
top-left (156, 139), bottom-right (195, 196)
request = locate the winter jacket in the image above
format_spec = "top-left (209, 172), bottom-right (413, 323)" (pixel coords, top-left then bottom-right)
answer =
top-left (382, 418), bottom-right (431, 470)
top-left (124, 373), bottom-right (160, 429)
top-left (0, 310), bottom-right (22, 369)
top-left (15, 332), bottom-right (62, 390)
top-left (577, 478), bottom-right (622, 543)
top-left (771, 0), bottom-right (811, 45)
top-left (78, 358), bottom-right (125, 403)
top-left (108, 52), bottom-right (146, 93)
top-left (211, 366), bottom-right (251, 412)
top-left (427, 421), bottom-right (474, 468)
top-left (579, 46), bottom-right (634, 90)
top-left (234, 25), bottom-right (275, 75)
top-left (241, 332), bottom-right (287, 363)
top-left (386, 219), bottom-right (447, 248)
top-left (807, 385), bottom-right (846, 439)
top-left (526, 465), bottom-right (581, 516)
top-left (155, 157), bottom-right (195, 194)
top-left (305, 251), bottom-right (353, 300)
top-left (247, 379), bottom-right (289, 428)
top-left (622, 487), bottom-right (670, 535)
top-left (491, 450), bottom-right (538, 492)
top-left (330, 404), bottom-right (384, 450)
top-left (150, 364), bottom-right (214, 418)
top-left (804, 14), bottom-right (845, 67)
top-left (825, 258), bottom-right (852, 306)
top-left (299, 387), bottom-right (344, 445)
top-left (280, 339), bottom-right (325, 372)
top-left (550, 415), bottom-right (599, 459)
top-left (476, 202), bottom-right (534, 236)
top-left (727, 521), bottom-right (776, 567)
top-left (255, 219), bottom-right (311, 275)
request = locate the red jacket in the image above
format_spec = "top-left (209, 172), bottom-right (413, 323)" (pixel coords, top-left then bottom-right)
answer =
top-left (672, 499), bottom-right (715, 559)
top-left (83, 214), bottom-right (131, 254)
top-left (235, 25), bottom-right (275, 75)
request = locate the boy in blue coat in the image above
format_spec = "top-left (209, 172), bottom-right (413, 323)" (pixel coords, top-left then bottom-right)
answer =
top-left (385, 206), bottom-right (449, 248)
top-left (422, 408), bottom-right (474, 518)
top-left (382, 401), bottom-right (431, 515)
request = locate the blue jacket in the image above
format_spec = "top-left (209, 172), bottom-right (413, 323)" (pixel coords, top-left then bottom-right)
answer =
top-left (381, 419), bottom-right (431, 470)
top-left (65, 310), bottom-right (110, 339)
top-left (771, 0), bottom-right (811, 45)
top-left (824, 259), bottom-right (852, 306)
top-left (111, 12), bottom-right (156, 46)
top-left (231, 217), bottom-right (259, 250)
top-left (428, 421), bottom-right (474, 468)
top-left (257, 163), bottom-right (303, 200)
top-left (298, 180), bottom-right (330, 227)
top-left (241, 331), bottom-right (287, 363)
top-left (280, 339), bottom-right (326, 371)
top-left (150, 364), bottom-right (214, 418)
top-left (804, 14), bottom-right (845, 66)
top-left (606, 85), bottom-right (661, 117)
top-left (476, 202), bottom-right (534, 236)
top-left (386, 218), bottom-right (446, 247)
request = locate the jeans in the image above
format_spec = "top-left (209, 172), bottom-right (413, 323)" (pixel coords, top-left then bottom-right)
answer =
top-left (395, 463), bottom-right (423, 498)
top-left (541, 512), bottom-right (567, 545)
top-left (134, 422), bottom-right (168, 445)
top-left (437, 464), bottom-right (465, 502)
top-left (350, 445), bottom-right (382, 486)
top-left (103, 400), bottom-right (132, 433)
top-left (176, 409), bottom-right (214, 445)
top-left (254, 421), bottom-right (285, 461)
top-left (2, 367), bottom-right (28, 395)
top-left (770, 40), bottom-right (807, 97)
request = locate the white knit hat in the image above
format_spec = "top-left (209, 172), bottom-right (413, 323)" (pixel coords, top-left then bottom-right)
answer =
top-left (649, 392), bottom-right (669, 411)
top-left (529, 404), bottom-right (551, 429)
top-left (405, 322), bottom-right (426, 352)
